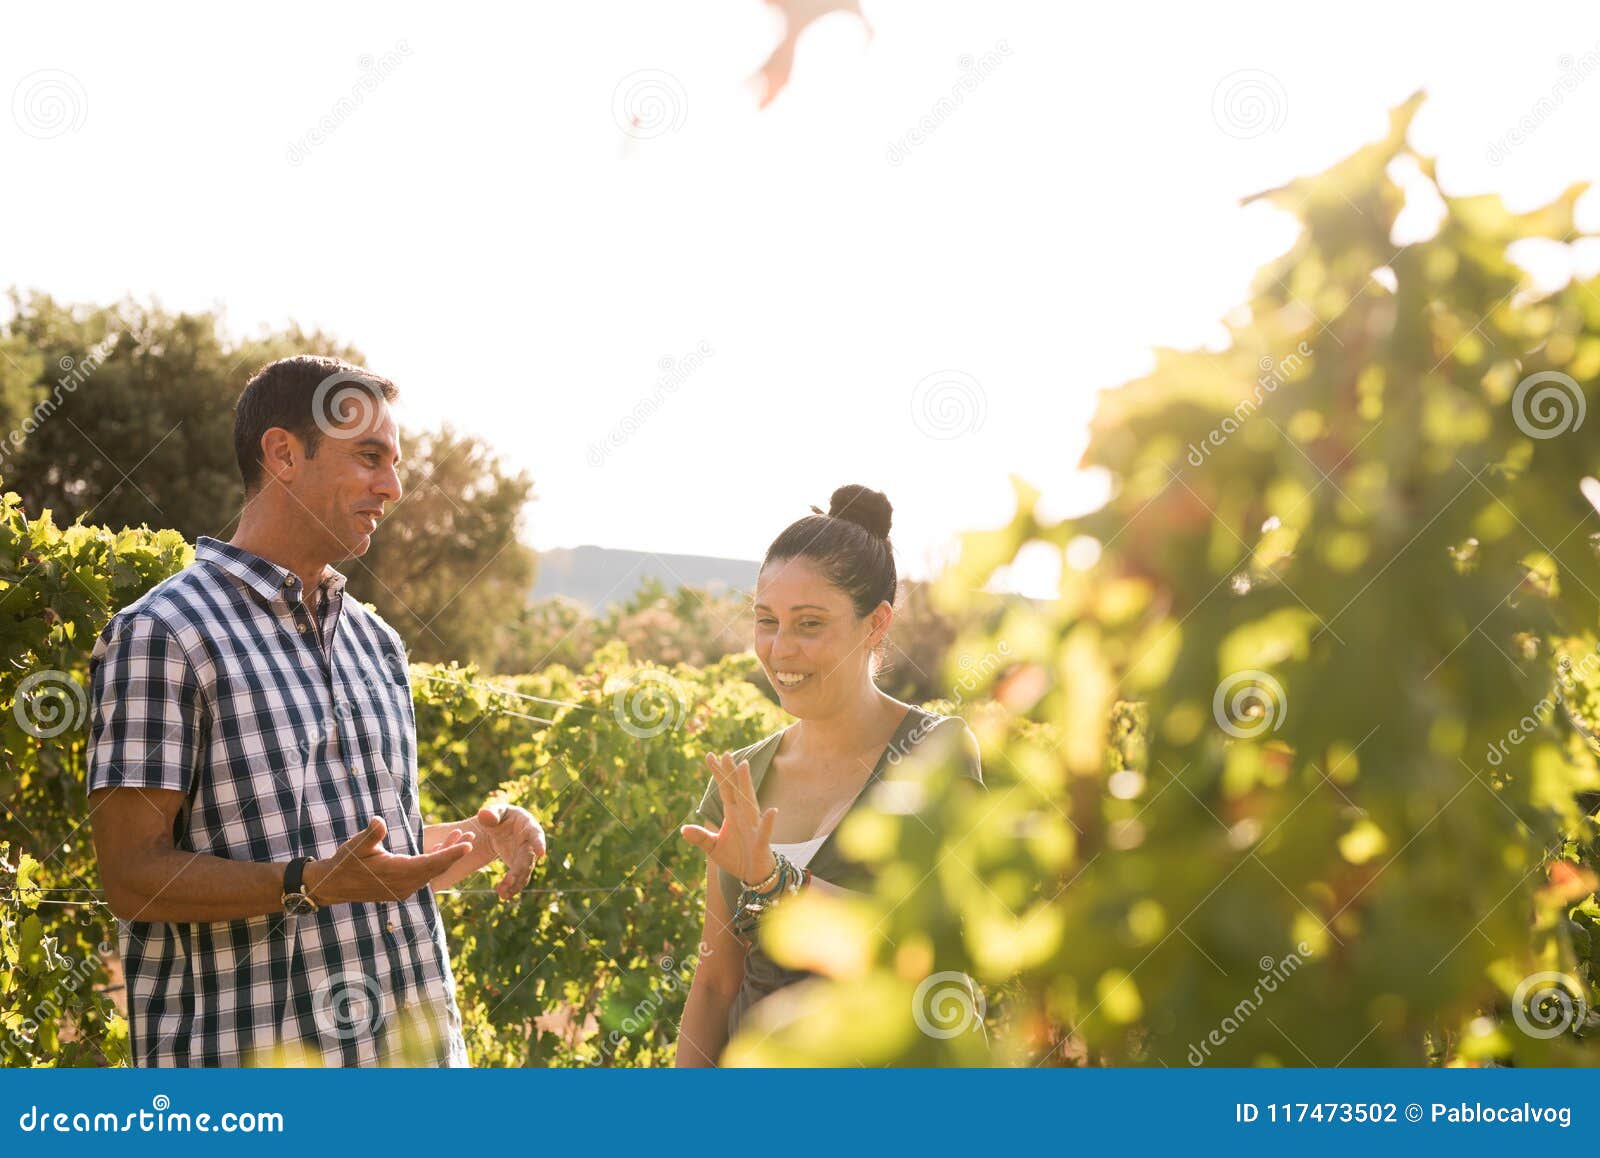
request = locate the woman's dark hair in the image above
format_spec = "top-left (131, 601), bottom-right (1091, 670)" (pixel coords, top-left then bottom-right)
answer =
top-left (762, 484), bottom-right (897, 617)
top-left (234, 355), bottom-right (398, 492)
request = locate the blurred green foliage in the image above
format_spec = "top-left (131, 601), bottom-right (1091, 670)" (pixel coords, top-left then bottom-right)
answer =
top-left (728, 93), bottom-right (1600, 1067)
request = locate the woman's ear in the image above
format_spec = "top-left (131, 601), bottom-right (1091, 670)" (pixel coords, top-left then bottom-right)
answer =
top-left (867, 601), bottom-right (894, 650)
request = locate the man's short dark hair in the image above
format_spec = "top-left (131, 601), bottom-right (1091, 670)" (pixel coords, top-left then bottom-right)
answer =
top-left (234, 355), bottom-right (398, 491)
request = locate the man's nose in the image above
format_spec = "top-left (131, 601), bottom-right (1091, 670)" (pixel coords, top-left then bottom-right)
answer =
top-left (375, 465), bottom-right (402, 502)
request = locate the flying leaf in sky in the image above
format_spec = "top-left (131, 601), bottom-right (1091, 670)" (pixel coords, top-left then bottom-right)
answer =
top-left (751, 0), bottom-right (872, 109)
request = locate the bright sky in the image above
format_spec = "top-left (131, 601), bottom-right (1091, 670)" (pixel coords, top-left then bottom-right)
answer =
top-left (6, 2), bottom-right (1600, 595)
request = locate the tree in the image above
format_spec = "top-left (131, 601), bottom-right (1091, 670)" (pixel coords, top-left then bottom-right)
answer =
top-left (359, 425), bottom-right (536, 664)
top-left (1, 294), bottom-right (537, 666)
top-left (3, 292), bottom-right (359, 538)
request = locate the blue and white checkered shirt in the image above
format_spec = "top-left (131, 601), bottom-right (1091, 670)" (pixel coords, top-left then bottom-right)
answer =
top-left (86, 536), bottom-right (468, 1067)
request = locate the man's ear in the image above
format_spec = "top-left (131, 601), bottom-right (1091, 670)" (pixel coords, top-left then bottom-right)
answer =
top-left (258, 427), bottom-right (302, 486)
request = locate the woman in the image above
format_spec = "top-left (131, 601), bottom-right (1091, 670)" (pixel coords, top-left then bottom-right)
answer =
top-left (674, 483), bottom-right (982, 1066)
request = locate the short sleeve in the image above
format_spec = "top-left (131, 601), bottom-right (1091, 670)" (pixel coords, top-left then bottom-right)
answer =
top-left (911, 715), bottom-right (985, 789)
top-left (694, 734), bottom-right (778, 827)
top-left (86, 612), bottom-right (204, 795)
top-left (953, 719), bottom-right (984, 788)
top-left (695, 774), bottom-right (723, 827)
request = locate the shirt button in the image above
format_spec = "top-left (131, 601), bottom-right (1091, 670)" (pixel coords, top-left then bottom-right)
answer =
top-left (387, 920), bottom-right (398, 933)
top-left (297, 623), bottom-right (309, 634)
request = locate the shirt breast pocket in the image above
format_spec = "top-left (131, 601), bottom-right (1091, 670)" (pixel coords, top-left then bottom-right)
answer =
top-left (347, 657), bottom-right (412, 782)
top-left (370, 754), bottom-right (420, 856)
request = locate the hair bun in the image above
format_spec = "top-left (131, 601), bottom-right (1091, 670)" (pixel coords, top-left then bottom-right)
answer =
top-left (827, 484), bottom-right (893, 541)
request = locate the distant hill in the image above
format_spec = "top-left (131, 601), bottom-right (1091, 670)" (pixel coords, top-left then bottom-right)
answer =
top-left (531, 546), bottom-right (759, 611)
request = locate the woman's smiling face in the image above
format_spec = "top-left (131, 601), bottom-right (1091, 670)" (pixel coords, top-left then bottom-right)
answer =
top-left (753, 556), bottom-right (889, 715)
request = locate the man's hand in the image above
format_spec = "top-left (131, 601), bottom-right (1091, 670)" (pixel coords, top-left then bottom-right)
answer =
top-left (474, 804), bottom-right (547, 901)
top-left (305, 817), bottom-right (475, 905)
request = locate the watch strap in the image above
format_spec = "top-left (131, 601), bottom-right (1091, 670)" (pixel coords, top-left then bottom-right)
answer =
top-left (283, 855), bottom-right (314, 897)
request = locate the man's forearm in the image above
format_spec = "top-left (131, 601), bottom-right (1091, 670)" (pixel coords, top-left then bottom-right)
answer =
top-left (106, 847), bottom-right (287, 923)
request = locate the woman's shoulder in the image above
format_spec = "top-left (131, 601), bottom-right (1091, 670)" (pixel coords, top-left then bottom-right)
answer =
top-left (729, 726), bottom-right (788, 766)
top-left (897, 707), bottom-right (984, 786)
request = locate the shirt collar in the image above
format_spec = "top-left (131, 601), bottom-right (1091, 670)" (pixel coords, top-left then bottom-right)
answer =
top-left (194, 536), bottom-right (349, 604)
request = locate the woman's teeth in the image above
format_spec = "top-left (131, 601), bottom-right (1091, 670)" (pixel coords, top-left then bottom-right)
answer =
top-left (774, 672), bottom-right (810, 688)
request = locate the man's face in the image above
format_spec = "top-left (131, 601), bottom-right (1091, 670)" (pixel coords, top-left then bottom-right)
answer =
top-left (291, 401), bottom-right (403, 560)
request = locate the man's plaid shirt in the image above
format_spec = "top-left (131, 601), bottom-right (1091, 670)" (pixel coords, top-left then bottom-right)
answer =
top-left (86, 536), bottom-right (468, 1067)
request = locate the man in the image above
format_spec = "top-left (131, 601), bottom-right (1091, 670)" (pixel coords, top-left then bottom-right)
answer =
top-left (86, 355), bottom-right (545, 1067)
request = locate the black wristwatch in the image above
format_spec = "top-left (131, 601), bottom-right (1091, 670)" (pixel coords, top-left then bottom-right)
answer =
top-left (282, 856), bottom-right (319, 915)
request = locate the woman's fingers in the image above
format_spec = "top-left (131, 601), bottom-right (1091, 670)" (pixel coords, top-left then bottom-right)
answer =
top-left (757, 806), bottom-right (777, 845)
top-left (708, 751), bottom-right (737, 809)
top-left (720, 755), bottom-right (758, 819)
top-left (680, 824), bottom-right (718, 853)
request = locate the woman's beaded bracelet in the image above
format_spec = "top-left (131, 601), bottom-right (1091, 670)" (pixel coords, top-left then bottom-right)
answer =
top-left (732, 850), bottom-right (810, 937)
top-left (743, 852), bottom-right (788, 900)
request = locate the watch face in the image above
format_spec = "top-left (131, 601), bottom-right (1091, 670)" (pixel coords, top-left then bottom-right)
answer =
top-left (283, 892), bottom-right (319, 916)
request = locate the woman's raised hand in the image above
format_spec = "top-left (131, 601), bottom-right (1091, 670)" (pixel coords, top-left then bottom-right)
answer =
top-left (680, 752), bottom-right (778, 885)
